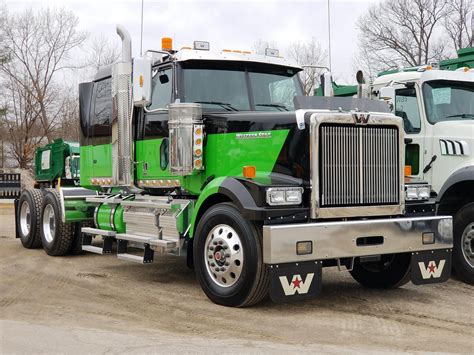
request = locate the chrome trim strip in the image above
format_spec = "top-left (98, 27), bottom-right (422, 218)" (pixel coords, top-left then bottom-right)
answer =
top-left (262, 216), bottom-right (452, 264)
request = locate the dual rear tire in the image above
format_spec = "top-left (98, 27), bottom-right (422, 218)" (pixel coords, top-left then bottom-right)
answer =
top-left (17, 188), bottom-right (78, 256)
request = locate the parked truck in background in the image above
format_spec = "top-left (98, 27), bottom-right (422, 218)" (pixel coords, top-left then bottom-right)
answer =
top-left (15, 25), bottom-right (454, 307)
top-left (322, 47), bottom-right (474, 284)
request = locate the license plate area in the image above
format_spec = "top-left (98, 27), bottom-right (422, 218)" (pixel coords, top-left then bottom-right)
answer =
top-left (411, 249), bottom-right (452, 285)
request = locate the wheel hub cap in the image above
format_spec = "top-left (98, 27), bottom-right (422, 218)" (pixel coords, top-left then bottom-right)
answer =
top-left (204, 224), bottom-right (244, 288)
top-left (20, 201), bottom-right (31, 236)
top-left (461, 222), bottom-right (474, 268)
top-left (42, 204), bottom-right (56, 244)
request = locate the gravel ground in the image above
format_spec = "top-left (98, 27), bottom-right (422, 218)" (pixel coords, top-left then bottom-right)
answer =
top-left (0, 204), bottom-right (473, 354)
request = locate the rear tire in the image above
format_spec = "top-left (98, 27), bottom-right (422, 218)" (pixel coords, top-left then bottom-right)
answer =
top-left (350, 253), bottom-right (411, 289)
top-left (193, 203), bottom-right (269, 307)
top-left (40, 189), bottom-right (74, 256)
top-left (17, 189), bottom-right (44, 249)
top-left (453, 203), bottom-right (474, 284)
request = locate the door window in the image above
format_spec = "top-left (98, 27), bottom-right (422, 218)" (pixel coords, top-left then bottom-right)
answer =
top-left (150, 67), bottom-right (173, 110)
top-left (395, 88), bottom-right (421, 134)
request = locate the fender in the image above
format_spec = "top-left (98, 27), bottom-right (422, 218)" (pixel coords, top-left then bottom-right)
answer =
top-left (436, 166), bottom-right (474, 204)
top-left (189, 176), bottom-right (309, 237)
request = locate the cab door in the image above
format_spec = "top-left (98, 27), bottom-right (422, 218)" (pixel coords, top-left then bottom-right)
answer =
top-left (136, 66), bottom-right (175, 183)
top-left (394, 85), bottom-right (424, 177)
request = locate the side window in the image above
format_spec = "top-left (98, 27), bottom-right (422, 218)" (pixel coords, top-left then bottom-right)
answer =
top-left (92, 78), bottom-right (112, 138)
top-left (149, 67), bottom-right (172, 110)
top-left (395, 88), bottom-right (421, 134)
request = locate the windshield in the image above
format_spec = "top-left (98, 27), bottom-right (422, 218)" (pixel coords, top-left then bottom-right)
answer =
top-left (423, 80), bottom-right (474, 124)
top-left (181, 61), bottom-right (303, 111)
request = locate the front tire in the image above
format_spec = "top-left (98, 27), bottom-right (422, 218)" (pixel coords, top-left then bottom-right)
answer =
top-left (350, 253), bottom-right (411, 289)
top-left (193, 203), bottom-right (269, 307)
top-left (453, 203), bottom-right (474, 284)
top-left (17, 189), bottom-right (44, 249)
top-left (40, 189), bottom-right (74, 256)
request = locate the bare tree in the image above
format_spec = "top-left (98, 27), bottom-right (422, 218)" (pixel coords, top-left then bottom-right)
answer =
top-left (2, 74), bottom-right (44, 168)
top-left (87, 35), bottom-right (120, 71)
top-left (357, 0), bottom-right (450, 72)
top-left (252, 39), bottom-right (278, 55)
top-left (444, 0), bottom-right (473, 52)
top-left (0, 7), bottom-right (86, 143)
top-left (287, 38), bottom-right (327, 96)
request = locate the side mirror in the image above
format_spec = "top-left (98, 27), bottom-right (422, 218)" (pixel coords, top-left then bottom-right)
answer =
top-left (379, 86), bottom-right (396, 111)
top-left (132, 56), bottom-right (152, 107)
top-left (379, 86), bottom-right (395, 101)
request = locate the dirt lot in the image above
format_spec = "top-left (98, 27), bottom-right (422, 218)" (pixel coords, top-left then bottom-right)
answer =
top-left (0, 203), bottom-right (473, 354)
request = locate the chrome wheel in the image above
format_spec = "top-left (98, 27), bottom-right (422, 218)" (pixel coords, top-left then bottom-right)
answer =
top-left (42, 204), bottom-right (56, 244)
top-left (461, 222), bottom-right (474, 268)
top-left (204, 224), bottom-right (244, 288)
top-left (20, 201), bottom-right (31, 236)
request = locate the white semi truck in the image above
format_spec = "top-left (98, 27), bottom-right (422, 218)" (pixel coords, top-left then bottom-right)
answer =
top-left (370, 65), bottom-right (474, 284)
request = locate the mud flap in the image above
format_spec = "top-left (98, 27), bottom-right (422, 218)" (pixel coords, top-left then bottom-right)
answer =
top-left (268, 261), bottom-right (322, 303)
top-left (14, 198), bottom-right (20, 239)
top-left (411, 249), bottom-right (452, 285)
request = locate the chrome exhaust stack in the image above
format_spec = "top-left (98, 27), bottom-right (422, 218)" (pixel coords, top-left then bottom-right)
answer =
top-left (112, 25), bottom-right (138, 191)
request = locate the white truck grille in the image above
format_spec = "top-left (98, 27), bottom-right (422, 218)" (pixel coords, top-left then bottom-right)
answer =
top-left (319, 124), bottom-right (400, 207)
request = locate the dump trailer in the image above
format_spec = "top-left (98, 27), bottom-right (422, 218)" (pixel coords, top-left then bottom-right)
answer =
top-left (16, 25), bottom-right (453, 307)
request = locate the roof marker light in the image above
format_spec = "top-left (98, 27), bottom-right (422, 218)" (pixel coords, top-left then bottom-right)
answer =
top-left (194, 41), bottom-right (210, 50)
top-left (265, 48), bottom-right (279, 57)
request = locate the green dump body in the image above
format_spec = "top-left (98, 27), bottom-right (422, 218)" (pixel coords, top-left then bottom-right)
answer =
top-left (315, 47), bottom-right (474, 97)
top-left (35, 139), bottom-right (80, 182)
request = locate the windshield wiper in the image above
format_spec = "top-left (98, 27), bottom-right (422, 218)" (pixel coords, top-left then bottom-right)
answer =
top-left (255, 103), bottom-right (288, 111)
top-left (194, 101), bottom-right (239, 111)
top-left (445, 113), bottom-right (474, 119)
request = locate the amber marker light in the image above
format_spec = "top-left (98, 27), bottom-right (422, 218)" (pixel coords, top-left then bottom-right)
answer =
top-left (404, 165), bottom-right (412, 176)
top-left (162, 37), bottom-right (173, 51)
top-left (243, 166), bottom-right (256, 179)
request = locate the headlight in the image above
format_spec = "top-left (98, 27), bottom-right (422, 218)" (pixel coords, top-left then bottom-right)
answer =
top-left (405, 184), bottom-right (431, 201)
top-left (266, 187), bottom-right (303, 206)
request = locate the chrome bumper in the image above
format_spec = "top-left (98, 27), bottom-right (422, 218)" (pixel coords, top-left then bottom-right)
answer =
top-left (262, 216), bottom-right (453, 264)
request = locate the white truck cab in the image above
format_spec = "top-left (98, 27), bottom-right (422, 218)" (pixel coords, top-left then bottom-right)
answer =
top-left (372, 68), bottom-right (474, 284)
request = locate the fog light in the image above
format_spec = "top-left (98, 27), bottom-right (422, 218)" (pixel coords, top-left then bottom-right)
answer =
top-left (422, 232), bottom-right (435, 245)
top-left (297, 241), bottom-right (312, 255)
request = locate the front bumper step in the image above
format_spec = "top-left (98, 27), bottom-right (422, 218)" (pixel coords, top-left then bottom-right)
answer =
top-left (263, 215), bottom-right (453, 264)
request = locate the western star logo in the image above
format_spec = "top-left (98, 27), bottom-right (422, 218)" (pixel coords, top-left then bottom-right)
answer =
top-left (279, 273), bottom-right (314, 296)
top-left (352, 112), bottom-right (370, 124)
top-left (418, 260), bottom-right (446, 279)
top-left (236, 131), bottom-right (272, 140)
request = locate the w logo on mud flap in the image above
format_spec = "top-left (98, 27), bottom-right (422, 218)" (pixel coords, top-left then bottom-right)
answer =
top-left (418, 260), bottom-right (446, 279)
top-left (279, 274), bottom-right (314, 296)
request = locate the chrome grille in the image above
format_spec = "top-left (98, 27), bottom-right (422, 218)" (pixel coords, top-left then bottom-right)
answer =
top-left (320, 124), bottom-right (399, 207)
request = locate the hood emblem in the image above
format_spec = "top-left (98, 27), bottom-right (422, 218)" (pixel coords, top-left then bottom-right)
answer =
top-left (352, 112), bottom-right (370, 124)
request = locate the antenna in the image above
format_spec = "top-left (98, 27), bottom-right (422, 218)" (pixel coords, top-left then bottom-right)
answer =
top-left (327, 0), bottom-right (332, 71)
top-left (140, 0), bottom-right (144, 56)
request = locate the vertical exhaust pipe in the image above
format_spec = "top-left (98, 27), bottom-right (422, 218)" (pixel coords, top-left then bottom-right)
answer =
top-left (112, 24), bottom-right (139, 192)
top-left (116, 25), bottom-right (132, 62)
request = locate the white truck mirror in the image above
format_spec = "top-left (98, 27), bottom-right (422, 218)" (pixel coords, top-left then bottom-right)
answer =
top-left (379, 86), bottom-right (395, 101)
top-left (132, 56), bottom-right (152, 107)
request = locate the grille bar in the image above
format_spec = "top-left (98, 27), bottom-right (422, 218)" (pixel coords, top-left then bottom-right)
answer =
top-left (320, 124), bottom-right (399, 207)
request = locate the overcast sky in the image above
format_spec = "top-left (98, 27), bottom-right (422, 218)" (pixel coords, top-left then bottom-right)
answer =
top-left (5, 0), bottom-right (379, 84)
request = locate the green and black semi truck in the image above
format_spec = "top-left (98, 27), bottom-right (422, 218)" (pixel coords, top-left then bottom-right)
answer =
top-left (16, 26), bottom-right (454, 307)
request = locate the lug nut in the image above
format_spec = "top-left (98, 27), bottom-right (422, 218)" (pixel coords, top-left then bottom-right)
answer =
top-left (213, 241), bottom-right (217, 245)
top-left (218, 240), bottom-right (223, 245)
top-left (225, 253), bottom-right (230, 258)
top-left (215, 267), bottom-right (220, 272)
top-left (223, 245), bottom-right (228, 250)
top-left (220, 267), bottom-right (226, 271)
top-left (209, 246), bottom-right (214, 251)
top-left (211, 262), bottom-right (215, 267)
top-left (225, 262), bottom-right (230, 266)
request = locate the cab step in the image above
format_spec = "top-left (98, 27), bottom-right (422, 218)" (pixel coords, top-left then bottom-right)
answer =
top-left (81, 227), bottom-right (115, 254)
top-left (116, 238), bottom-right (155, 264)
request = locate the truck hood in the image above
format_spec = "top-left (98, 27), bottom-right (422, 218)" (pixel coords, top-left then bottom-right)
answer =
top-left (432, 120), bottom-right (474, 140)
top-left (432, 120), bottom-right (474, 157)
